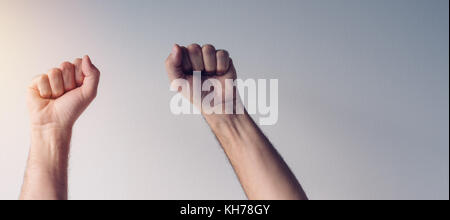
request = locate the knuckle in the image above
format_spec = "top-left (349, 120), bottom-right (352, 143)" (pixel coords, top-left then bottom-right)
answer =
top-left (49, 68), bottom-right (62, 77)
top-left (217, 50), bottom-right (229, 58)
top-left (60, 61), bottom-right (73, 70)
top-left (73, 58), bottom-right (82, 67)
top-left (188, 43), bottom-right (201, 49)
top-left (38, 74), bottom-right (48, 83)
top-left (188, 44), bottom-right (202, 54)
top-left (202, 44), bottom-right (216, 54)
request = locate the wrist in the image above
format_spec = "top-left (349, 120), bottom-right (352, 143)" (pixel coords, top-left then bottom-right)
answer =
top-left (28, 125), bottom-right (72, 172)
top-left (22, 126), bottom-right (72, 200)
top-left (202, 98), bottom-right (247, 125)
top-left (204, 110), bottom-right (255, 148)
top-left (204, 112), bottom-right (247, 130)
top-left (30, 121), bottom-right (73, 133)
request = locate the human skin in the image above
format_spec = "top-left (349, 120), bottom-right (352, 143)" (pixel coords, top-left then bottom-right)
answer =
top-left (165, 44), bottom-right (308, 200)
top-left (20, 56), bottom-right (100, 200)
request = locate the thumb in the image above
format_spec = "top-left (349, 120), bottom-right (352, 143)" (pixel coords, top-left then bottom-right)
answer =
top-left (81, 55), bottom-right (100, 100)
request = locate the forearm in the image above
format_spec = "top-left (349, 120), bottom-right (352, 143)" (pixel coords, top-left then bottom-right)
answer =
top-left (20, 126), bottom-right (72, 200)
top-left (205, 112), bottom-right (307, 200)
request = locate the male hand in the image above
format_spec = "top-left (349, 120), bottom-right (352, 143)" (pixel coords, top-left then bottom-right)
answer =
top-left (27, 55), bottom-right (100, 130)
top-left (165, 45), bottom-right (307, 200)
top-left (165, 44), bottom-right (239, 114)
top-left (21, 56), bottom-right (100, 200)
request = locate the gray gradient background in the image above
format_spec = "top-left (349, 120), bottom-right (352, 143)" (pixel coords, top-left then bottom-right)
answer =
top-left (0, 0), bottom-right (448, 200)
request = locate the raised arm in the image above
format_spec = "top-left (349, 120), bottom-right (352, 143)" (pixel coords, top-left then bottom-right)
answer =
top-left (165, 44), bottom-right (307, 200)
top-left (205, 113), bottom-right (307, 200)
top-left (20, 56), bottom-right (100, 200)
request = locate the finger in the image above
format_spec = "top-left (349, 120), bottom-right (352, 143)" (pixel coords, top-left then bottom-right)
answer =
top-left (81, 55), bottom-right (100, 100)
top-left (181, 46), bottom-right (192, 73)
top-left (29, 75), bottom-right (41, 90)
top-left (202, 44), bottom-right (217, 74)
top-left (165, 44), bottom-right (185, 82)
top-left (73, 58), bottom-right (84, 87)
top-left (187, 44), bottom-right (204, 71)
top-left (37, 74), bottom-right (52, 99)
top-left (227, 59), bottom-right (237, 78)
top-left (60, 62), bottom-right (76, 91)
top-left (216, 50), bottom-right (230, 75)
top-left (30, 74), bottom-right (52, 99)
top-left (27, 75), bottom-right (47, 106)
top-left (48, 68), bottom-right (65, 98)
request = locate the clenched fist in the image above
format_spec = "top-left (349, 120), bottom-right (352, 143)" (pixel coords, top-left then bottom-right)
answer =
top-left (27, 55), bottom-right (100, 130)
top-left (165, 45), bottom-right (307, 200)
top-left (165, 44), bottom-right (240, 114)
top-left (21, 56), bottom-right (100, 200)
